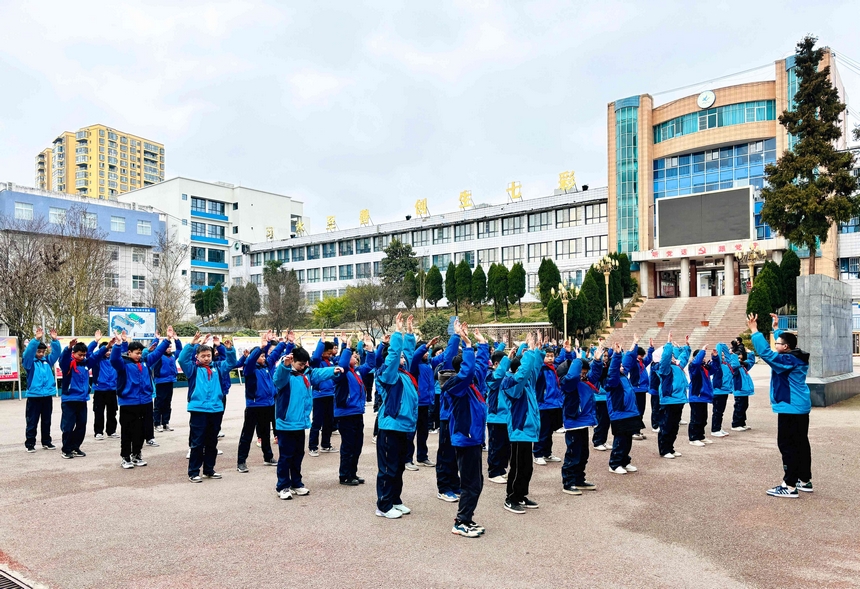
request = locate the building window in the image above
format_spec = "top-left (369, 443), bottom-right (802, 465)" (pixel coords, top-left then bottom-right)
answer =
top-left (250, 253), bottom-right (262, 267)
top-left (132, 248), bottom-right (146, 263)
top-left (322, 243), bottom-right (336, 258)
top-left (356, 262), bottom-right (371, 279)
top-left (584, 203), bottom-right (607, 224)
top-left (477, 248), bottom-right (497, 266)
top-left (323, 266), bottom-right (337, 282)
top-left (585, 235), bottom-right (608, 257)
top-left (250, 274), bottom-right (262, 287)
top-left (232, 226), bottom-right (238, 234)
top-left (839, 257), bottom-right (860, 280)
top-left (477, 219), bottom-right (498, 239)
top-left (292, 247), bottom-right (305, 261)
top-left (132, 275), bottom-right (146, 290)
top-left (502, 245), bottom-right (524, 265)
top-left (527, 211), bottom-right (552, 232)
top-left (295, 269), bottom-right (305, 284)
top-left (49, 207), bottom-right (66, 224)
top-left (373, 235), bottom-right (390, 252)
top-left (307, 244), bottom-right (320, 260)
top-left (432, 254), bottom-right (451, 270)
top-left (181, 219), bottom-right (188, 226)
top-left (527, 242), bottom-right (551, 262)
top-left (191, 197), bottom-right (206, 213)
top-left (208, 201), bottom-right (225, 216)
top-left (373, 261), bottom-right (381, 276)
top-left (191, 222), bottom-right (206, 237)
top-left (555, 207), bottom-right (582, 228)
top-left (412, 229), bottom-right (430, 247)
top-left (322, 289), bottom-right (338, 300)
top-left (104, 273), bottom-right (119, 288)
top-left (307, 291), bottom-right (321, 305)
top-left (339, 265), bottom-right (354, 280)
top-left (338, 240), bottom-right (354, 256)
top-left (181, 193), bottom-right (188, 201)
top-left (276, 249), bottom-right (289, 262)
top-left (454, 251), bottom-right (474, 268)
top-left (232, 277), bottom-right (244, 287)
top-left (152, 253), bottom-right (160, 268)
top-left (207, 224), bottom-right (224, 240)
top-left (233, 255), bottom-right (243, 267)
top-left (83, 212), bottom-right (98, 229)
top-left (208, 249), bottom-right (225, 264)
top-left (392, 232), bottom-right (409, 245)
top-left (14, 202), bottom-right (33, 221)
top-left (432, 227), bottom-right (451, 245)
top-left (840, 218), bottom-right (860, 234)
top-left (207, 273), bottom-right (224, 287)
top-left (307, 268), bottom-right (321, 283)
top-left (556, 238), bottom-right (582, 260)
top-left (107, 246), bottom-right (119, 261)
top-left (191, 246), bottom-right (206, 262)
top-left (137, 220), bottom-right (152, 235)
top-left (355, 237), bottom-right (371, 254)
top-left (653, 100), bottom-right (776, 144)
top-left (502, 216), bottom-right (524, 236)
top-left (111, 216), bottom-right (125, 232)
top-left (454, 224), bottom-right (473, 242)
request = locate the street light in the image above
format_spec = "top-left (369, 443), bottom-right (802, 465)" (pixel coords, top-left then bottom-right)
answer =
top-left (550, 281), bottom-right (577, 342)
top-left (594, 255), bottom-right (618, 328)
top-left (734, 244), bottom-right (768, 289)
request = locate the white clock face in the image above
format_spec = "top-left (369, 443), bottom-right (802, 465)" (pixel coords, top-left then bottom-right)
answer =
top-left (697, 90), bottom-right (716, 109)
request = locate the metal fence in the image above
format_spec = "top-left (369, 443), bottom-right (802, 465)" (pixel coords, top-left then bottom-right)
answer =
top-left (779, 315), bottom-right (860, 331)
top-left (467, 322), bottom-right (559, 345)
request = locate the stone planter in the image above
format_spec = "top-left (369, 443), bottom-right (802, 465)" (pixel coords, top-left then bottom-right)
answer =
top-left (614, 321), bottom-right (624, 329)
top-left (701, 320), bottom-right (710, 327)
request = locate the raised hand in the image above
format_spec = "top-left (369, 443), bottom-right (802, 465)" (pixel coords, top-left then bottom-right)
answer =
top-left (49, 329), bottom-right (58, 340)
top-left (649, 337), bottom-right (654, 348)
top-left (148, 341), bottom-right (158, 352)
top-left (453, 318), bottom-right (460, 336)
top-left (320, 330), bottom-right (326, 342)
top-left (473, 329), bottom-right (486, 344)
top-left (614, 341), bottom-right (622, 353)
top-left (564, 338), bottom-right (572, 353)
top-left (363, 334), bottom-right (373, 347)
top-left (224, 339), bottom-right (233, 350)
top-left (287, 330), bottom-right (296, 344)
top-left (395, 312), bottom-right (403, 332)
top-left (35, 327), bottom-right (44, 339)
top-left (428, 336), bottom-right (440, 348)
top-left (383, 334), bottom-right (391, 344)
top-left (632, 332), bottom-right (640, 345)
top-left (192, 332), bottom-right (202, 345)
top-left (770, 313), bottom-right (779, 331)
top-left (121, 331), bottom-right (129, 343)
top-left (69, 338), bottom-right (78, 348)
top-left (243, 349), bottom-right (250, 357)
top-left (167, 325), bottom-right (176, 339)
top-left (685, 335), bottom-right (690, 346)
top-left (702, 344), bottom-right (708, 352)
top-left (574, 338), bottom-right (580, 349)
top-left (333, 366), bottom-right (344, 375)
top-left (525, 332), bottom-right (535, 350)
top-left (340, 331), bottom-right (347, 340)
top-left (267, 330), bottom-right (275, 342)
top-left (406, 315), bottom-right (414, 334)
top-left (155, 331), bottom-right (161, 340)
top-left (213, 335), bottom-right (221, 347)
top-left (747, 313), bottom-right (759, 333)
top-left (282, 354), bottom-right (293, 366)
top-left (94, 329), bottom-right (102, 340)
top-left (508, 348), bottom-right (516, 361)
top-left (667, 331), bottom-right (673, 344)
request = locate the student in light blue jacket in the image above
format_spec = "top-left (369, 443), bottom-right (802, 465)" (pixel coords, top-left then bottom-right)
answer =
top-left (711, 342), bottom-right (735, 437)
top-left (408, 335), bottom-right (443, 469)
top-left (750, 313), bottom-right (812, 498)
top-left (729, 341), bottom-right (756, 431)
top-left (23, 328), bottom-right (61, 452)
top-left (485, 344), bottom-right (511, 483)
top-left (657, 334), bottom-right (691, 459)
top-left (687, 346), bottom-right (721, 446)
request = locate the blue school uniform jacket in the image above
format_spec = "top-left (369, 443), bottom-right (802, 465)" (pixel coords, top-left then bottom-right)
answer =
top-left (486, 355), bottom-right (511, 425)
top-left (444, 346), bottom-right (489, 447)
top-left (59, 346), bottom-right (97, 402)
top-left (243, 341), bottom-right (289, 408)
top-left (177, 343), bottom-right (237, 413)
top-left (23, 339), bottom-right (60, 397)
top-left (150, 339), bottom-right (182, 384)
top-left (688, 349), bottom-right (721, 404)
top-left (333, 345), bottom-right (375, 418)
top-left (410, 343), bottom-right (446, 407)
top-left (729, 349), bottom-right (756, 396)
top-left (630, 346), bottom-right (654, 393)
top-left (658, 345), bottom-right (690, 405)
top-left (273, 362), bottom-right (338, 431)
top-left (87, 342), bottom-right (117, 392)
top-left (605, 349), bottom-right (640, 421)
top-left (559, 358), bottom-right (600, 429)
top-left (310, 339), bottom-right (336, 399)
top-left (501, 349), bottom-right (542, 443)
top-left (111, 340), bottom-right (171, 406)
top-left (376, 332), bottom-right (419, 432)
top-left (713, 343), bottom-right (734, 396)
top-left (436, 335), bottom-right (462, 422)
top-left (535, 361), bottom-right (563, 411)
top-left (752, 330), bottom-right (811, 415)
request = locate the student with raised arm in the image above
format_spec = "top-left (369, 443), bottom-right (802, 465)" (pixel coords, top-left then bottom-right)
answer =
top-left (750, 313), bottom-right (813, 498)
top-left (23, 328), bottom-right (61, 453)
top-left (606, 339), bottom-right (642, 474)
top-left (657, 333), bottom-right (691, 459)
top-left (308, 331), bottom-right (338, 456)
top-left (435, 322), bottom-right (465, 503)
top-left (532, 341), bottom-right (564, 466)
top-left (408, 335), bottom-right (443, 469)
top-left (111, 331), bottom-right (170, 468)
top-left (687, 346), bottom-right (721, 447)
top-left (177, 333), bottom-right (237, 482)
top-left (151, 325), bottom-right (182, 433)
top-left (559, 338), bottom-right (600, 494)
top-left (333, 334), bottom-right (376, 486)
top-left (630, 339), bottom-right (655, 441)
top-left (88, 330), bottom-right (119, 441)
top-left (729, 340), bottom-right (756, 431)
top-left (485, 339), bottom-right (511, 484)
top-left (58, 337), bottom-right (99, 459)
top-left (236, 330), bottom-right (288, 474)
top-left (592, 337), bottom-right (611, 452)
top-left (374, 313), bottom-right (419, 519)
top-left (710, 342), bottom-right (735, 438)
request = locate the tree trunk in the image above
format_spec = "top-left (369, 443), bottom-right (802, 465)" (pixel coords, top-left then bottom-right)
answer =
top-left (478, 304), bottom-right (483, 320)
top-left (808, 245), bottom-right (816, 275)
top-left (518, 300), bottom-right (523, 317)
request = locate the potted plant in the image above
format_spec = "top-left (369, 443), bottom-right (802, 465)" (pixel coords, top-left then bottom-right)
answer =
top-left (701, 313), bottom-right (709, 327)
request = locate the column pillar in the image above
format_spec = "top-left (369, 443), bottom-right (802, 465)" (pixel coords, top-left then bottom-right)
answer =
top-left (640, 262), bottom-right (650, 298)
top-left (679, 258), bottom-right (690, 298)
top-left (724, 254), bottom-right (735, 296)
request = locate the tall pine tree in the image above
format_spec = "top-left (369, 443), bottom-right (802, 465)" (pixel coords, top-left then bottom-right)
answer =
top-left (471, 265), bottom-right (487, 320)
top-left (445, 261), bottom-right (458, 314)
top-left (455, 259), bottom-right (472, 316)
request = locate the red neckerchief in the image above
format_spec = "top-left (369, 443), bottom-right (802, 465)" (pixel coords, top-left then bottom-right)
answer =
top-left (292, 369), bottom-right (310, 389)
top-left (198, 363), bottom-right (213, 378)
top-left (349, 366), bottom-right (364, 391)
top-left (584, 380), bottom-right (599, 393)
top-left (399, 368), bottom-right (418, 389)
top-left (703, 366), bottom-right (709, 379)
top-left (722, 361), bottom-right (735, 376)
top-left (638, 359), bottom-right (646, 373)
top-left (469, 384), bottom-right (485, 403)
top-left (544, 363), bottom-right (559, 383)
top-left (70, 359), bottom-right (80, 374)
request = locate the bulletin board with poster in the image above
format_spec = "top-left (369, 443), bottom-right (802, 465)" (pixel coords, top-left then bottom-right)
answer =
top-left (0, 336), bottom-right (22, 399)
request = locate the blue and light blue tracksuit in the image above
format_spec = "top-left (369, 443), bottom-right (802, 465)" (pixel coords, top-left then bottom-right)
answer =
top-left (501, 349), bottom-right (542, 443)
top-left (752, 330), bottom-right (810, 415)
top-left (410, 344), bottom-right (446, 408)
top-left (88, 341), bottom-right (118, 392)
top-left (59, 346), bottom-right (97, 402)
top-left (150, 339), bottom-right (182, 384)
top-left (23, 339), bottom-right (60, 397)
top-left (688, 350), bottom-right (720, 404)
top-left (333, 345), bottom-right (375, 418)
top-left (559, 358), bottom-right (600, 430)
top-left (273, 362), bottom-right (338, 431)
top-left (177, 343), bottom-right (237, 413)
top-left (658, 345), bottom-right (691, 406)
top-left (729, 349), bottom-right (756, 396)
top-left (375, 332), bottom-right (419, 432)
top-left (310, 339), bottom-right (336, 399)
top-left (244, 341), bottom-right (289, 408)
top-left (445, 344), bottom-right (490, 448)
top-left (110, 340), bottom-right (170, 407)
top-left (629, 346), bottom-right (654, 394)
top-left (606, 349), bottom-right (640, 422)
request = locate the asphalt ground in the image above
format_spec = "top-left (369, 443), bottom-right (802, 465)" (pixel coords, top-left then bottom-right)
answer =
top-left (1, 364), bottom-right (859, 589)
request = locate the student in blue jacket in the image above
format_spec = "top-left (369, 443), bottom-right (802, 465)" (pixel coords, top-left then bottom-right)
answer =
top-left (729, 341), bottom-right (756, 431)
top-left (23, 327), bottom-right (61, 452)
top-left (750, 314), bottom-right (813, 498)
top-left (500, 332), bottom-right (542, 514)
top-left (272, 345), bottom-right (340, 500)
top-left (309, 332), bottom-right (338, 456)
top-left (151, 326), bottom-right (182, 433)
top-left (236, 330), bottom-right (288, 474)
top-left (631, 340), bottom-right (654, 440)
top-left (688, 346), bottom-right (721, 447)
top-left (533, 345), bottom-right (564, 466)
top-left (657, 334), bottom-right (691, 459)
top-left (558, 338), bottom-right (600, 495)
top-left (592, 338), bottom-right (611, 451)
top-left (711, 342), bottom-right (735, 438)
top-left (648, 365), bottom-right (662, 433)
top-left (177, 333), bottom-right (237, 482)
top-left (374, 313), bottom-right (419, 519)
top-left (444, 327), bottom-right (489, 538)
top-left (88, 330), bottom-right (118, 440)
top-left (111, 332), bottom-right (170, 469)
top-left (333, 334), bottom-right (376, 486)
top-left (485, 342), bottom-right (511, 484)
top-left (59, 338), bottom-right (99, 459)
top-left (606, 340), bottom-right (642, 474)
top-left (434, 326), bottom-right (465, 503)
top-left (408, 335), bottom-right (442, 470)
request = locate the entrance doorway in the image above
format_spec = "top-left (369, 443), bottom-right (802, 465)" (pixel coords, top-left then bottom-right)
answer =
top-left (659, 270), bottom-right (680, 298)
top-left (697, 270), bottom-right (725, 297)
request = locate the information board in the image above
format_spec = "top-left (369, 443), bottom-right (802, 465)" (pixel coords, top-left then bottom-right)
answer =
top-left (0, 337), bottom-right (20, 382)
top-left (108, 307), bottom-right (157, 339)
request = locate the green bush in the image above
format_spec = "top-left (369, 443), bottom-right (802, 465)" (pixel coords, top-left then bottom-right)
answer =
top-left (173, 322), bottom-right (200, 337)
top-left (233, 328), bottom-right (260, 337)
top-left (418, 314), bottom-right (450, 342)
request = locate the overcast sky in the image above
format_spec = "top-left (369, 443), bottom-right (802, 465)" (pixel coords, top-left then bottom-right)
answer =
top-left (2, 1), bottom-right (859, 230)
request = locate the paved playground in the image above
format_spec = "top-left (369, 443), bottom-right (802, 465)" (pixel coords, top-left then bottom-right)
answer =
top-left (1, 364), bottom-right (859, 589)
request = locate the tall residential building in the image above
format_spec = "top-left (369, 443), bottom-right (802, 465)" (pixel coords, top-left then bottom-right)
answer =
top-left (35, 125), bottom-right (165, 199)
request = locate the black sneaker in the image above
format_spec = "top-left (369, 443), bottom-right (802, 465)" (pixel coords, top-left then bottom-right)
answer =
top-left (504, 500), bottom-right (526, 514)
top-left (263, 459), bottom-right (277, 466)
top-left (42, 443), bottom-right (56, 450)
top-left (577, 481), bottom-right (597, 491)
top-left (796, 480), bottom-right (813, 493)
top-left (61, 452), bottom-right (74, 459)
top-left (467, 521), bottom-right (486, 534)
top-left (237, 463), bottom-right (249, 473)
top-left (520, 497), bottom-right (539, 509)
top-left (72, 449), bottom-right (86, 457)
top-left (562, 485), bottom-right (583, 495)
top-left (356, 477), bottom-right (365, 484)
top-left (132, 454), bottom-right (147, 467)
top-left (189, 475), bottom-right (202, 483)
top-left (26, 446), bottom-right (36, 453)
top-left (340, 478), bottom-right (360, 486)
top-left (203, 472), bottom-right (222, 479)
top-left (766, 484), bottom-right (798, 498)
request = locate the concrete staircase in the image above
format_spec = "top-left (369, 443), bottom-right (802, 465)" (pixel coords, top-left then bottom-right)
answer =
top-left (605, 295), bottom-right (749, 349)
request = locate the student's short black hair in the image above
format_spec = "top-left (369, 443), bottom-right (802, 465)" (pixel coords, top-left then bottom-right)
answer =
top-left (693, 349), bottom-right (702, 357)
top-left (292, 346), bottom-right (310, 363)
top-left (509, 357), bottom-right (521, 373)
top-left (128, 342), bottom-right (145, 353)
top-left (417, 340), bottom-right (427, 349)
top-left (581, 360), bottom-right (590, 371)
top-left (37, 342), bottom-right (47, 350)
top-left (323, 341), bottom-right (335, 352)
top-left (491, 351), bottom-right (506, 365)
top-left (98, 341), bottom-right (108, 349)
top-left (452, 355), bottom-right (463, 371)
top-left (779, 332), bottom-right (798, 350)
top-left (637, 346), bottom-right (646, 357)
top-left (72, 342), bottom-right (88, 354)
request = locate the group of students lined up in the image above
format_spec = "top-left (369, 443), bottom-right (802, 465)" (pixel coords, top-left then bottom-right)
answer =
top-left (21, 311), bottom-right (814, 538)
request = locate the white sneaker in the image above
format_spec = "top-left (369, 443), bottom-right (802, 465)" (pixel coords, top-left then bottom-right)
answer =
top-left (702, 438), bottom-right (714, 444)
top-left (594, 444), bottom-right (608, 451)
top-left (624, 464), bottom-right (638, 472)
top-left (720, 429), bottom-right (730, 436)
top-left (689, 440), bottom-right (706, 447)
top-left (186, 449), bottom-right (191, 459)
top-left (731, 426), bottom-right (750, 432)
top-left (156, 425), bottom-right (164, 433)
top-left (679, 420), bottom-right (688, 425)
top-left (376, 508), bottom-right (402, 519)
top-left (662, 453), bottom-right (676, 459)
top-left (309, 450), bottom-right (320, 457)
top-left (488, 475), bottom-right (507, 484)
top-left (711, 430), bottom-right (728, 438)
top-left (404, 462), bottom-right (419, 471)
top-left (393, 504), bottom-right (411, 514)
top-left (217, 449), bottom-right (223, 455)
top-left (672, 451), bottom-right (682, 457)
top-left (95, 433), bottom-right (105, 440)
top-left (651, 427), bottom-right (660, 433)
top-left (546, 455), bottom-right (561, 463)
top-left (555, 427), bottom-right (565, 434)
top-left (372, 437), bottom-right (377, 444)
top-left (291, 487), bottom-right (310, 496)
top-left (632, 433), bottom-right (646, 440)
top-left (609, 466), bottom-right (627, 475)
top-left (278, 489), bottom-right (293, 500)
top-left (533, 457), bottom-right (547, 466)
top-left (217, 432), bottom-right (225, 438)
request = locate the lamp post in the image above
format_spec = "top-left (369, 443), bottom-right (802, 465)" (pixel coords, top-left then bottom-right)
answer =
top-left (594, 255), bottom-right (618, 328)
top-left (734, 244), bottom-right (767, 289)
top-left (550, 282), bottom-right (577, 342)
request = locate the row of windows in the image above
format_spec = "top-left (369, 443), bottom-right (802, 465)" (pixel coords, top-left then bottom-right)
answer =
top-left (653, 100), bottom-right (776, 144)
top-left (190, 221), bottom-right (225, 240)
top-left (190, 196), bottom-right (227, 216)
top-left (191, 246), bottom-right (226, 264)
top-left (14, 202), bottom-right (152, 234)
top-left (191, 271), bottom-right (227, 288)
top-left (839, 257), bottom-right (860, 280)
top-left (104, 273), bottom-right (149, 291)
